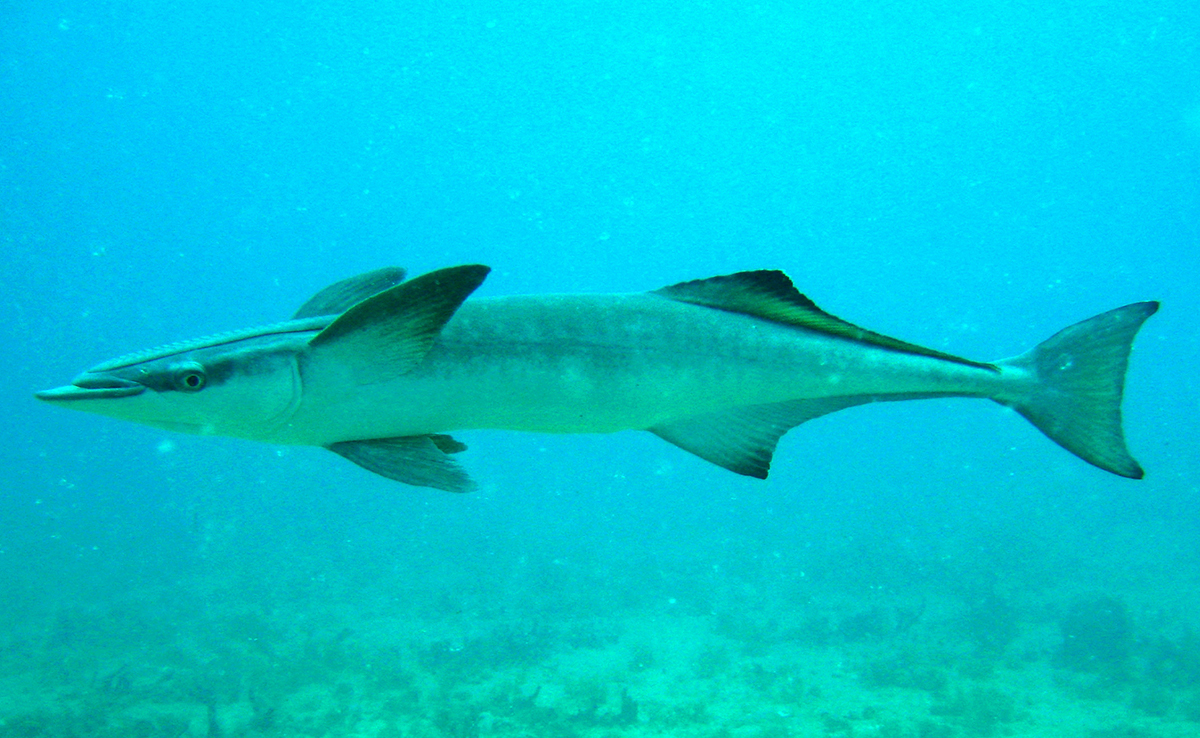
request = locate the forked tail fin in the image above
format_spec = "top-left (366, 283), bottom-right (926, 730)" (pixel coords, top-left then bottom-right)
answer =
top-left (998, 302), bottom-right (1158, 478)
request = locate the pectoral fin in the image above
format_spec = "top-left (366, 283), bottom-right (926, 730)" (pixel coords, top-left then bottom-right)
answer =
top-left (305, 264), bottom-right (490, 385)
top-left (328, 435), bottom-right (476, 492)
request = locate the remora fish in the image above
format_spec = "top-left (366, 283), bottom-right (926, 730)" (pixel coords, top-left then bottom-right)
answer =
top-left (36, 265), bottom-right (1157, 492)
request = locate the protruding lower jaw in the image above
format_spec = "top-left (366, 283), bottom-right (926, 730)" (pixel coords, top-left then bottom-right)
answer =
top-left (35, 375), bottom-right (146, 402)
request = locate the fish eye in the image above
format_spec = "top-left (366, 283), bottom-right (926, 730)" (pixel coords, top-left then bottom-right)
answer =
top-left (171, 362), bottom-right (207, 392)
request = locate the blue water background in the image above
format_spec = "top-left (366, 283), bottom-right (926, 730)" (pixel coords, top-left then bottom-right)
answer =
top-left (1, 0), bottom-right (1198, 689)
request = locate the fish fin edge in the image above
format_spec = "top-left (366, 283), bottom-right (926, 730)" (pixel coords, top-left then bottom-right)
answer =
top-left (998, 301), bottom-right (1158, 479)
top-left (305, 264), bottom-right (489, 384)
top-left (653, 270), bottom-right (994, 371)
top-left (648, 397), bottom-right (877, 478)
top-left (293, 267), bottom-right (408, 319)
top-left (327, 435), bottom-right (476, 492)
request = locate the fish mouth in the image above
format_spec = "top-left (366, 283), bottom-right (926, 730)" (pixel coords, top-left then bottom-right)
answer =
top-left (35, 376), bottom-right (146, 402)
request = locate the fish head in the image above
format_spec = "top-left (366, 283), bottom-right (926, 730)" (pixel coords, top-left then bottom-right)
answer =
top-left (35, 321), bottom-right (321, 438)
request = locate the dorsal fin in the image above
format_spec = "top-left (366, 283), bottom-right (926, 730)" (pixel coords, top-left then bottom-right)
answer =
top-left (304, 264), bottom-right (489, 384)
top-left (653, 270), bottom-right (996, 371)
top-left (293, 267), bottom-right (408, 319)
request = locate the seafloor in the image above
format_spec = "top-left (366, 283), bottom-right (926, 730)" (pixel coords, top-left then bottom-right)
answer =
top-left (3, 529), bottom-right (1198, 738)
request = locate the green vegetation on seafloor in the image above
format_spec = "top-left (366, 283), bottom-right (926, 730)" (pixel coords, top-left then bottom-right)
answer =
top-left (3, 583), bottom-right (1200, 738)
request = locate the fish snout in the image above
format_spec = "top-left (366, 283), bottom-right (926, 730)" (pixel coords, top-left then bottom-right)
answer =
top-left (36, 374), bottom-right (146, 402)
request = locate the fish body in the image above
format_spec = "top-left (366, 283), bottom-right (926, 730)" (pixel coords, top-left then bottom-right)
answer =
top-left (36, 265), bottom-right (1157, 491)
top-left (285, 293), bottom-right (1007, 441)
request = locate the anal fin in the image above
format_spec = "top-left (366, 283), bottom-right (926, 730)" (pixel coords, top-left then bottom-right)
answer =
top-left (649, 393), bottom-right (961, 478)
top-left (649, 397), bottom-right (875, 478)
top-left (327, 435), bottom-right (476, 492)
